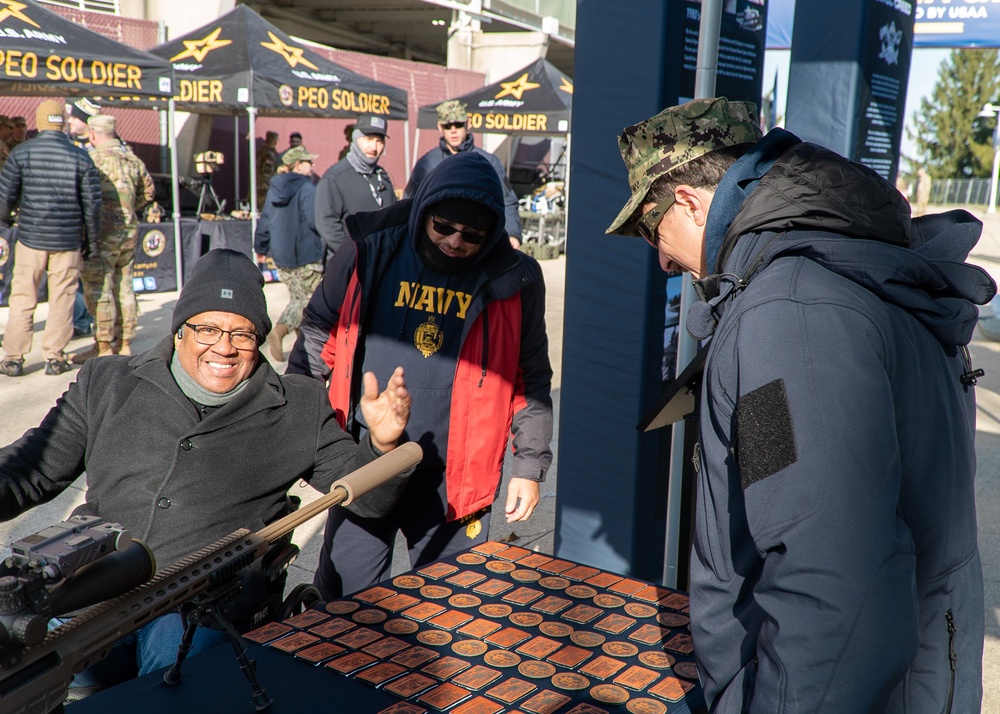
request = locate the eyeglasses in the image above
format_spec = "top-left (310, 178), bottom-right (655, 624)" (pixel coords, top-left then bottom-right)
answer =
top-left (440, 122), bottom-right (466, 130)
top-left (431, 217), bottom-right (489, 244)
top-left (183, 323), bottom-right (260, 350)
top-left (636, 195), bottom-right (678, 247)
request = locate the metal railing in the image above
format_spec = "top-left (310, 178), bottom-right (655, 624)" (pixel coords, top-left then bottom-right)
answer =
top-left (929, 178), bottom-right (996, 209)
top-left (39, 0), bottom-right (120, 15)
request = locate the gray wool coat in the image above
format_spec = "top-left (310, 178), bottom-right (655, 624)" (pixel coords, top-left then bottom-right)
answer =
top-left (0, 336), bottom-right (402, 568)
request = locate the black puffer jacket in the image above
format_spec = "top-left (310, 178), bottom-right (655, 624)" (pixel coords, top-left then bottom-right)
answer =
top-left (0, 130), bottom-right (101, 253)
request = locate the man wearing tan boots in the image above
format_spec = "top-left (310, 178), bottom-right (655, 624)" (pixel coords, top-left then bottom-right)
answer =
top-left (73, 113), bottom-right (154, 363)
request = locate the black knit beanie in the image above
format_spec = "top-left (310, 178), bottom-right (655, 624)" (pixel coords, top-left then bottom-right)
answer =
top-left (171, 249), bottom-right (271, 338)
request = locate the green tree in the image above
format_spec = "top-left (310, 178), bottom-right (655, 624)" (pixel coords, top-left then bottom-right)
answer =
top-left (909, 49), bottom-right (1000, 179)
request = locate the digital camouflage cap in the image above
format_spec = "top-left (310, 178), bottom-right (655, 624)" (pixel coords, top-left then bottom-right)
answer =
top-left (436, 100), bottom-right (468, 124)
top-left (282, 145), bottom-right (318, 166)
top-left (606, 97), bottom-right (762, 236)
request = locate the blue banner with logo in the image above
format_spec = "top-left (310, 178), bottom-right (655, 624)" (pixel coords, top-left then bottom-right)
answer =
top-left (768, 0), bottom-right (1000, 48)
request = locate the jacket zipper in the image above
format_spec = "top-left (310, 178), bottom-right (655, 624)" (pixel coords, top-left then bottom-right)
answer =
top-left (945, 609), bottom-right (956, 714)
top-left (478, 306), bottom-right (489, 388)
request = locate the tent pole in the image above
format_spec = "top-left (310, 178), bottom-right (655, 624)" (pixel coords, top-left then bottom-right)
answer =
top-left (412, 128), bottom-right (421, 178)
top-left (168, 98), bottom-right (183, 290)
top-left (234, 115), bottom-right (240, 207)
top-left (248, 107), bottom-right (258, 238)
top-left (662, 0), bottom-right (723, 591)
top-left (403, 119), bottom-right (411, 184)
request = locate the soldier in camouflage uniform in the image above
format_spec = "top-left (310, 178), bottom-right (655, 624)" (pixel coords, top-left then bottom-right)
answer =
top-left (253, 131), bottom-right (281, 210)
top-left (73, 114), bottom-right (154, 363)
top-left (0, 116), bottom-right (12, 173)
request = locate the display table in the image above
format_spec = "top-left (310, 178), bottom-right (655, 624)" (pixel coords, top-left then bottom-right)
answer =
top-left (70, 542), bottom-right (704, 714)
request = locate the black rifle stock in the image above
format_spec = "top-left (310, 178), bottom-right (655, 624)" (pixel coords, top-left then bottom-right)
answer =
top-left (0, 442), bottom-right (422, 714)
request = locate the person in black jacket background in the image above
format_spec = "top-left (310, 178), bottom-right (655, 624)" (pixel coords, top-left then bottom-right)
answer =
top-left (254, 146), bottom-right (325, 361)
top-left (0, 100), bottom-right (101, 377)
top-left (314, 113), bottom-right (395, 263)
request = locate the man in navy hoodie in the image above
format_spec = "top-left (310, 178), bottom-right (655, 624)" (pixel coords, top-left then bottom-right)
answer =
top-left (288, 152), bottom-right (553, 598)
top-left (607, 97), bottom-right (994, 712)
top-left (254, 146), bottom-right (324, 361)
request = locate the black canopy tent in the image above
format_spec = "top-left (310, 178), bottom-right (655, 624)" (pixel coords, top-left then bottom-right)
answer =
top-left (0, 0), bottom-right (179, 287)
top-left (416, 58), bottom-right (571, 135)
top-left (102, 4), bottom-right (409, 245)
top-left (0, 0), bottom-right (173, 98)
top-left (414, 58), bottom-right (572, 204)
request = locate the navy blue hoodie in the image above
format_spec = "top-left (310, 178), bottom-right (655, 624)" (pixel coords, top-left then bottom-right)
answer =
top-left (254, 171), bottom-right (324, 268)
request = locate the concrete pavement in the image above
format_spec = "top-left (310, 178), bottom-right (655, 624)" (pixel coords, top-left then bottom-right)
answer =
top-left (2, 208), bottom-right (1000, 704)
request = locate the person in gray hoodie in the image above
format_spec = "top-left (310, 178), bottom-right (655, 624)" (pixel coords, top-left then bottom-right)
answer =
top-left (607, 98), bottom-right (995, 712)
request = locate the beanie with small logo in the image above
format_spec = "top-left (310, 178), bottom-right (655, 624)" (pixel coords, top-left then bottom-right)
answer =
top-left (171, 249), bottom-right (271, 338)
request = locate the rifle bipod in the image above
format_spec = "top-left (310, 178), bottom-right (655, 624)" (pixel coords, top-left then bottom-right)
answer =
top-left (163, 585), bottom-right (272, 712)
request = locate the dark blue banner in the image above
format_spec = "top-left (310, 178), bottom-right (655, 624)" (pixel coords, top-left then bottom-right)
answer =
top-left (768, 0), bottom-right (1000, 48)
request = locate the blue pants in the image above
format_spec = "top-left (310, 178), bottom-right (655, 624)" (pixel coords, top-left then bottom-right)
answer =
top-left (70, 612), bottom-right (227, 689)
top-left (314, 470), bottom-right (493, 600)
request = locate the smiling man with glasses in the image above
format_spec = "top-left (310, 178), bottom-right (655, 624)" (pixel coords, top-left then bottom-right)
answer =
top-left (0, 248), bottom-right (414, 693)
top-left (607, 97), bottom-right (994, 712)
top-left (290, 151), bottom-right (552, 601)
top-left (405, 100), bottom-right (523, 248)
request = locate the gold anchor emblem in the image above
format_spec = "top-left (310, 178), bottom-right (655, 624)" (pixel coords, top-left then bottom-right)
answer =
top-left (414, 316), bottom-right (443, 358)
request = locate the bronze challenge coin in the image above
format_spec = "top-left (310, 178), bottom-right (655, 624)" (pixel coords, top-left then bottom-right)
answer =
top-left (421, 585), bottom-right (453, 599)
top-left (672, 661), bottom-right (700, 680)
top-left (452, 639), bottom-right (489, 657)
top-left (539, 621), bottom-right (574, 638)
top-left (417, 630), bottom-right (454, 646)
top-left (479, 603), bottom-right (514, 618)
top-left (485, 560), bottom-right (517, 573)
top-left (551, 672), bottom-right (591, 691)
top-left (449, 593), bottom-right (482, 608)
top-left (509, 612), bottom-right (544, 627)
top-left (384, 618), bottom-right (420, 635)
top-left (511, 569), bottom-right (542, 582)
top-left (569, 630), bottom-right (606, 648)
top-left (484, 649), bottom-right (522, 668)
top-left (456, 553), bottom-right (488, 565)
top-left (538, 576), bottom-right (571, 590)
top-left (593, 594), bottom-right (626, 608)
top-left (393, 575), bottom-right (426, 589)
top-left (603, 641), bottom-right (640, 658)
top-left (353, 609), bottom-right (388, 624)
top-left (627, 698), bottom-right (668, 714)
top-left (624, 603), bottom-right (659, 618)
top-left (590, 683), bottom-right (631, 705)
top-left (518, 659), bottom-right (557, 679)
top-left (638, 651), bottom-right (676, 669)
top-left (565, 585), bottom-right (598, 599)
top-left (325, 600), bottom-right (361, 615)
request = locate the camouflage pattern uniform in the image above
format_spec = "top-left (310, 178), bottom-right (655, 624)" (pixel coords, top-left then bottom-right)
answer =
top-left (255, 146), bottom-right (281, 209)
top-left (605, 97), bottom-right (761, 237)
top-left (276, 263), bottom-right (323, 331)
top-left (82, 138), bottom-right (154, 345)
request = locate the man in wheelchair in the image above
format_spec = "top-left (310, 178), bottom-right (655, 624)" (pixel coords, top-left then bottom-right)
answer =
top-left (0, 249), bottom-right (413, 692)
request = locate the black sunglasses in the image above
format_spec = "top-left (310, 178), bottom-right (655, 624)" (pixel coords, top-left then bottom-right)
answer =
top-left (440, 122), bottom-right (466, 130)
top-left (431, 217), bottom-right (488, 244)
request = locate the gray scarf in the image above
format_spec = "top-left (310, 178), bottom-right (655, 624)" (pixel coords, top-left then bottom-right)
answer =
top-left (346, 130), bottom-right (379, 174)
top-left (170, 349), bottom-right (252, 407)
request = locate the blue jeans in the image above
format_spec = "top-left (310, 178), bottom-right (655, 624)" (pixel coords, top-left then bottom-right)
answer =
top-left (73, 281), bottom-right (92, 333)
top-left (70, 612), bottom-right (227, 689)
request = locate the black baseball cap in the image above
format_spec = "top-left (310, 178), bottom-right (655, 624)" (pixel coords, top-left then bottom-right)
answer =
top-left (356, 114), bottom-right (389, 138)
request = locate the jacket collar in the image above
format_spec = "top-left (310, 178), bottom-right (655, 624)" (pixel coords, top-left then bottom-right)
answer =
top-left (131, 336), bottom-right (287, 433)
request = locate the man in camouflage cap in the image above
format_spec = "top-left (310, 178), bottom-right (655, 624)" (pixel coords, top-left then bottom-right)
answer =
top-left (73, 113), bottom-right (155, 363)
top-left (609, 97), bottom-right (990, 711)
top-left (405, 99), bottom-right (522, 247)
